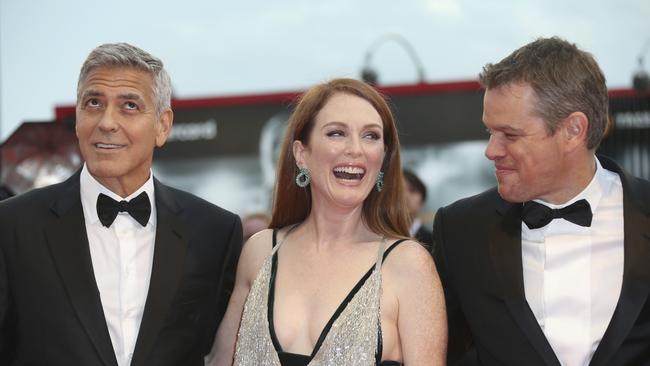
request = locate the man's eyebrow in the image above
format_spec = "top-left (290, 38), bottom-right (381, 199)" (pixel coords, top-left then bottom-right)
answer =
top-left (80, 90), bottom-right (144, 102)
top-left (484, 123), bottom-right (525, 134)
top-left (500, 125), bottom-right (525, 133)
top-left (80, 89), bottom-right (104, 99)
top-left (117, 93), bottom-right (143, 101)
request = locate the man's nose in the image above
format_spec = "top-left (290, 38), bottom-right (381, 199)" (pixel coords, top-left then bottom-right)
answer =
top-left (97, 107), bottom-right (120, 132)
top-left (484, 134), bottom-right (504, 161)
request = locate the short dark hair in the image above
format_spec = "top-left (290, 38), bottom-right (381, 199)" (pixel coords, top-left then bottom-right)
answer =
top-left (403, 169), bottom-right (426, 202)
top-left (479, 37), bottom-right (609, 150)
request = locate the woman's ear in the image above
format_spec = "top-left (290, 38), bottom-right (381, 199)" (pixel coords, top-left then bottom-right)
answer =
top-left (293, 140), bottom-right (307, 167)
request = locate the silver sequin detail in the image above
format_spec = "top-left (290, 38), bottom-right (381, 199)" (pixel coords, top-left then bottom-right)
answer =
top-left (233, 239), bottom-right (386, 366)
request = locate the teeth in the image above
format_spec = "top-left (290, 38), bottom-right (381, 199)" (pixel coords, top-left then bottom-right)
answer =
top-left (333, 166), bottom-right (365, 174)
top-left (96, 143), bottom-right (123, 149)
top-left (333, 166), bottom-right (365, 181)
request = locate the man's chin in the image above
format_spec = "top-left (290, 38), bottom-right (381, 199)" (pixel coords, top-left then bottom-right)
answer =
top-left (497, 185), bottom-right (525, 203)
top-left (86, 162), bottom-right (126, 180)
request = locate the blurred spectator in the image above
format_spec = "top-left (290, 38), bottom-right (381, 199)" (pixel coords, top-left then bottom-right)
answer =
top-left (242, 212), bottom-right (271, 242)
top-left (403, 169), bottom-right (433, 246)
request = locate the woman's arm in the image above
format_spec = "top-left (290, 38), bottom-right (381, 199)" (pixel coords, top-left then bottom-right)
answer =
top-left (391, 241), bottom-right (448, 365)
top-left (205, 229), bottom-right (274, 366)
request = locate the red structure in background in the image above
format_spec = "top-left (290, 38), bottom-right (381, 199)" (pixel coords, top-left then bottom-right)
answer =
top-left (53, 80), bottom-right (484, 122)
top-left (2, 79), bottom-right (648, 194)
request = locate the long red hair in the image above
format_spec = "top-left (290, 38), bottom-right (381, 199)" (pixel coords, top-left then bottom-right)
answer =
top-left (269, 78), bottom-right (410, 239)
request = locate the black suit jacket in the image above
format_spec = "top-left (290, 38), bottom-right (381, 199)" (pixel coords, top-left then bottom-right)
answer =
top-left (432, 156), bottom-right (650, 366)
top-left (0, 171), bottom-right (243, 366)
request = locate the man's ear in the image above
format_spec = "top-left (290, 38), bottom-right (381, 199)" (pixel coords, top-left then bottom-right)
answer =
top-left (75, 106), bottom-right (81, 138)
top-left (293, 140), bottom-right (307, 167)
top-left (155, 109), bottom-right (174, 147)
top-left (563, 111), bottom-right (589, 152)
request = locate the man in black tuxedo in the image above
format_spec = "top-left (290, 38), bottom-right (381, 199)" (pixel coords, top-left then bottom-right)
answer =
top-left (0, 43), bottom-right (243, 366)
top-left (433, 37), bottom-right (650, 366)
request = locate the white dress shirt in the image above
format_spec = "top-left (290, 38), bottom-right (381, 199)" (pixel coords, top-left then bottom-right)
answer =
top-left (522, 158), bottom-right (624, 366)
top-left (79, 164), bottom-right (157, 366)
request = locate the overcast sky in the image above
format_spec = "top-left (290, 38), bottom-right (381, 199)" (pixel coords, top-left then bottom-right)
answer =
top-left (1, 0), bottom-right (649, 140)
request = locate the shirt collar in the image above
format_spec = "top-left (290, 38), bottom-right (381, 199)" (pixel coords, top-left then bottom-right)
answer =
top-left (79, 163), bottom-right (156, 226)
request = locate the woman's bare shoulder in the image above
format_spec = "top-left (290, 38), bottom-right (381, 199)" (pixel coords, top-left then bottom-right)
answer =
top-left (239, 226), bottom-right (298, 276)
top-left (382, 239), bottom-right (437, 281)
top-left (238, 228), bottom-right (275, 282)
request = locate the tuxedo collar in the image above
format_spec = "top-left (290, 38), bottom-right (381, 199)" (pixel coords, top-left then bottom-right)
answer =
top-left (152, 177), bottom-right (183, 216)
top-left (599, 155), bottom-right (650, 215)
top-left (46, 169), bottom-right (119, 366)
top-left (130, 178), bottom-right (190, 366)
top-left (489, 198), bottom-right (562, 366)
top-left (589, 155), bottom-right (650, 366)
top-left (49, 169), bottom-right (83, 218)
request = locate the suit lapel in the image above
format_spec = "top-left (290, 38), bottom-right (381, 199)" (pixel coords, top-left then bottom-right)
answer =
top-left (45, 172), bottom-right (118, 366)
top-left (488, 197), bottom-right (561, 366)
top-left (131, 180), bottom-right (189, 366)
top-left (590, 157), bottom-right (650, 366)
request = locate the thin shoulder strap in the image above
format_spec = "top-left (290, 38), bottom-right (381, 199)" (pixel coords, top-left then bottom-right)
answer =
top-left (271, 224), bottom-right (299, 255)
top-left (382, 239), bottom-right (408, 263)
top-left (375, 238), bottom-right (407, 365)
top-left (270, 229), bottom-right (283, 255)
top-left (373, 238), bottom-right (408, 272)
top-left (272, 229), bottom-right (278, 248)
top-left (373, 238), bottom-right (387, 272)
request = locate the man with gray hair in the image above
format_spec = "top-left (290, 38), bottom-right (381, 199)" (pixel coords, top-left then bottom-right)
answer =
top-left (433, 37), bottom-right (650, 365)
top-left (0, 43), bottom-right (242, 365)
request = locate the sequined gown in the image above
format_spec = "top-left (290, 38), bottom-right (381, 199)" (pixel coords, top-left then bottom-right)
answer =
top-left (233, 230), bottom-right (404, 366)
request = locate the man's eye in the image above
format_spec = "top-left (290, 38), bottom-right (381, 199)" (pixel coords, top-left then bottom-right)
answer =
top-left (86, 98), bottom-right (101, 107)
top-left (124, 102), bottom-right (138, 110)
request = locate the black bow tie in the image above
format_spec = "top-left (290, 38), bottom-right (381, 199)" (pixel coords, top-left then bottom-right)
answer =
top-left (96, 192), bottom-right (151, 228)
top-left (522, 199), bottom-right (592, 230)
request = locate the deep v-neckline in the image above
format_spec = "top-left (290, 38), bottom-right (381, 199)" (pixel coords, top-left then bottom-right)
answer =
top-left (267, 240), bottom-right (379, 360)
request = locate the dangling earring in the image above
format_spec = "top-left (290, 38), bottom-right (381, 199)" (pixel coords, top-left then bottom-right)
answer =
top-left (295, 167), bottom-right (311, 187)
top-left (375, 171), bottom-right (384, 192)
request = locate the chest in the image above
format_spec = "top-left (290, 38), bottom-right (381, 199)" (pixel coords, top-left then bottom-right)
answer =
top-left (272, 253), bottom-right (379, 351)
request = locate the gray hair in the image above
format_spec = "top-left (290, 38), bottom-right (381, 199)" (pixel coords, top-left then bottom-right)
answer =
top-left (76, 43), bottom-right (172, 117)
